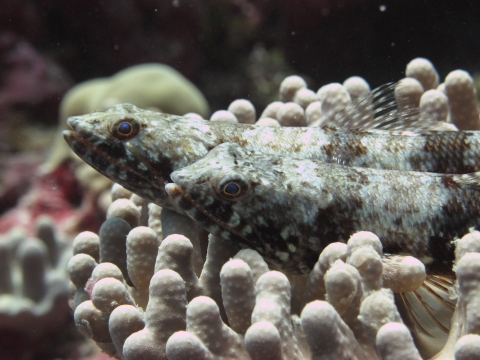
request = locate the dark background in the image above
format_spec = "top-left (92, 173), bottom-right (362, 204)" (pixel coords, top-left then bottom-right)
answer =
top-left (1, 0), bottom-right (480, 117)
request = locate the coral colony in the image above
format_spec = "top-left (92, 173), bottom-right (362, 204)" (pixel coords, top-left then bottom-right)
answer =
top-left (66, 58), bottom-right (480, 359)
top-left (0, 58), bottom-right (480, 360)
top-left (0, 216), bottom-right (75, 359)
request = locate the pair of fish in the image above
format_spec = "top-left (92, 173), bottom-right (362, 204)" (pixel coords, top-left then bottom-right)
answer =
top-left (63, 83), bottom-right (480, 275)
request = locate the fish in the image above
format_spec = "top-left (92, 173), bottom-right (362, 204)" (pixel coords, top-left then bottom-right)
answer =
top-left (165, 142), bottom-right (480, 276)
top-left (63, 83), bottom-right (480, 213)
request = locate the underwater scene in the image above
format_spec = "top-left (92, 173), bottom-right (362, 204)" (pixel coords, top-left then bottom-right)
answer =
top-left (1, 1), bottom-right (480, 359)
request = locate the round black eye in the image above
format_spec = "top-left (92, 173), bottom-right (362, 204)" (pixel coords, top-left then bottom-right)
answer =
top-left (111, 118), bottom-right (139, 139)
top-left (223, 182), bottom-right (240, 195)
top-left (118, 122), bottom-right (132, 135)
top-left (217, 174), bottom-right (249, 200)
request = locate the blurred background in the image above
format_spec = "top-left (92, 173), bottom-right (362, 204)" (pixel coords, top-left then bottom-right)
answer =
top-left (1, 0), bottom-right (480, 128)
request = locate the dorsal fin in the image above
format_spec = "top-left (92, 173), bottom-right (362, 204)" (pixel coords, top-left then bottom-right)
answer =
top-left (325, 82), bottom-right (453, 132)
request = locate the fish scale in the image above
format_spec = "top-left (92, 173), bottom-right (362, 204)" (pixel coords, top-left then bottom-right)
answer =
top-left (166, 142), bottom-right (480, 275)
top-left (63, 83), bottom-right (480, 212)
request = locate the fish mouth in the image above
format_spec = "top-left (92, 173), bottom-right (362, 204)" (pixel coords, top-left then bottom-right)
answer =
top-left (165, 183), bottom-right (260, 249)
top-left (165, 183), bottom-right (185, 200)
top-left (66, 116), bottom-right (76, 129)
top-left (64, 122), bottom-right (166, 189)
top-left (165, 183), bottom-right (221, 224)
top-left (63, 129), bottom-right (77, 141)
top-left (63, 129), bottom-right (166, 204)
top-left (62, 129), bottom-right (141, 178)
top-left (63, 129), bottom-right (96, 159)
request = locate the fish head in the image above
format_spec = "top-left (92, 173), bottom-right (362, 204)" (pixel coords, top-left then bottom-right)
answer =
top-left (166, 143), bottom-right (259, 241)
top-left (63, 103), bottom-right (184, 208)
top-left (166, 142), bottom-right (315, 274)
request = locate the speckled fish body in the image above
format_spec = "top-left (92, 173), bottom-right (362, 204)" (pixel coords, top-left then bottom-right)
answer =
top-left (166, 143), bottom-right (480, 275)
top-left (63, 102), bottom-right (480, 212)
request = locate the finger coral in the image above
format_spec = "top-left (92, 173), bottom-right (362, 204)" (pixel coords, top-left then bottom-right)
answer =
top-left (444, 70), bottom-right (480, 130)
top-left (0, 216), bottom-right (78, 359)
top-left (63, 58), bottom-right (480, 360)
top-left (65, 180), bottom-right (480, 360)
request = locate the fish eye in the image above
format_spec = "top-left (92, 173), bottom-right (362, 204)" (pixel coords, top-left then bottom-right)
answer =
top-left (217, 174), bottom-right (250, 200)
top-left (111, 118), bottom-right (139, 139)
top-left (118, 122), bottom-right (132, 135)
top-left (223, 182), bottom-right (241, 195)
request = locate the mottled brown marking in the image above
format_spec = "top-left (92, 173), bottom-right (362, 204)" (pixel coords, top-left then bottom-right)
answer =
top-left (321, 143), bottom-right (334, 159)
top-left (424, 132), bottom-right (471, 153)
top-left (348, 195), bottom-right (363, 210)
top-left (291, 143), bottom-right (302, 153)
top-left (441, 175), bottom-right (460, 190)
top-left (355, 170), bottom-right (370, 185)
top-left (238, 138), bottom-right (248, 147)
top-left (345, 170), bottom-right (370, 186)
top-left (346, 173), bottom-right (357, 183)
top-left (346, 141), bottom-right (368, 156)
top-left (381, 202), bottom-right (393, 212)
top-left (416, 132), bottom-right (477, 173)
top-left (423, 137), bottom-right (439, 153)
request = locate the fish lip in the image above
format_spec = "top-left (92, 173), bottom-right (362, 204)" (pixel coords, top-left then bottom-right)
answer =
top-left (66, 115), bottom-right (80, 131)
top-left (66, 116), bottom-right (74, 129)
top-left (170, 170), bottom-right (180, 184)
top-left (62, 129), bottom-right (76, 141)
top-left (165, 183), bottom-right (184, 199)
top-left (165, 182), bottom-right (222, 225)
top-left (62, 129), bottom-right (88, 149)
top-left (64, 116), bottom-right (94, 142)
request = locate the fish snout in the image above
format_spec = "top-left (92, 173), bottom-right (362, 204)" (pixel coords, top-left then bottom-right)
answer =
top-left (66, 116), bottom-right (79, 130)
top-left (62, 130), bottom-right (75, 143)
top-left (165, 183), bottom-right (185, 200)
top-left (170, 169), bottom-right (187, 185)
